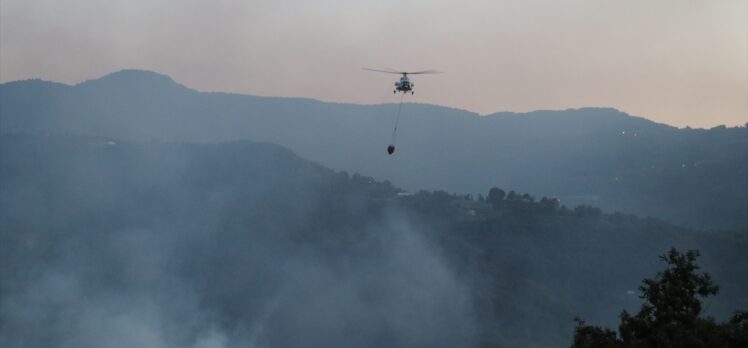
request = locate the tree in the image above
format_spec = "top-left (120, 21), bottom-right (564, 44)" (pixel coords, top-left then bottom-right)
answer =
top-left (521, 193), bottom-right (535, 203)
top-left (572, 248), bottom-right (747, 348)
top-left (572, 318), bottom-right (622, 348)
top-left (617, 249), bottom-right (719, 347)
top-left (487, 187), bottom-right (505, 206)
top-left (574, 205), bottom-right (602, 218)
top-left (540, 196), bottom-right (560, 211)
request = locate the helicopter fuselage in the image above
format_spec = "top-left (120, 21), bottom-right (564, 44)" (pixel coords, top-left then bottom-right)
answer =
top-left (394, 75), bottom-right (414, 94)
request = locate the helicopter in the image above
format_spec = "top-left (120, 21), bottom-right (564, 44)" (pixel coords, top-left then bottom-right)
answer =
top-left (362, 68), bottom-right (441, 94)
top-left (362, 67), bottom-right (441, 155)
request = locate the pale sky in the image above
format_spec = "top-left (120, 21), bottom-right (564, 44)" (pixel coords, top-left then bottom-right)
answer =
top-left (1, 0), bottom-right (746, 128)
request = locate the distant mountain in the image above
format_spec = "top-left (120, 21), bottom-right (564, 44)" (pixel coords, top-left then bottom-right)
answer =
top-left (1, 70), bottom-right (746, 228)
top-left (2, 134), bottom-right (746, 347)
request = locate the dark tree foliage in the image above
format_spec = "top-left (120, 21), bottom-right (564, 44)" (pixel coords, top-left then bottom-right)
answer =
top-left (574, 205), bottom-right (602, 218)
top-left (487, 187), bottom-right (506, 206)
top-left (572, 249), bottom-right (748, 348)
top-left (572, 318), bottom-right (623, 348)
top-left (539, 196), bottom-right (560, 212)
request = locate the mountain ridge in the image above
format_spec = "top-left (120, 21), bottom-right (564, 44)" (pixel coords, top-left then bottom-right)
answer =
top-left (1, 69), bottom-right (745, 229)
top-left (2, 69), bottom-right (682, 128)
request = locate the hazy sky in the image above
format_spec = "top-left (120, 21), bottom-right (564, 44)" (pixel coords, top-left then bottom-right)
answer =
top-left (1, 0), bottom-right (746, 128)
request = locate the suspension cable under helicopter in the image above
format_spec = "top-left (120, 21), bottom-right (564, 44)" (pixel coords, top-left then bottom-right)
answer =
top-left (387, 93), bottom-right (406, 155)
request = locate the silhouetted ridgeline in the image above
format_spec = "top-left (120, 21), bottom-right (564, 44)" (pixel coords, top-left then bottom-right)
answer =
top-left (1, 70), bottom-right (746, 229)
top-left (1, 134), bottom-right (746, 347)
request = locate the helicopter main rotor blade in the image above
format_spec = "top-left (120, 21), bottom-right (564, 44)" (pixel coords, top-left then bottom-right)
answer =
top-left (362, 67), bottom-right (404, 74)
top-left (408, 70), bottom-right (443, 75)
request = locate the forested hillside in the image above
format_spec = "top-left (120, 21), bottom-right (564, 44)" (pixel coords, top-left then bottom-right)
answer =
top-left (2, 134), bottom-right (746, 347)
